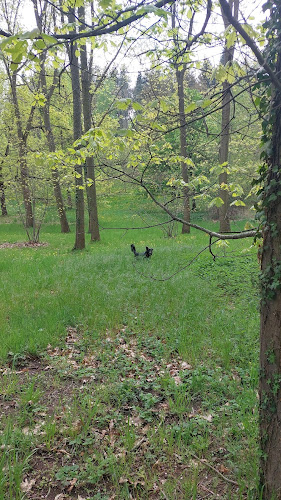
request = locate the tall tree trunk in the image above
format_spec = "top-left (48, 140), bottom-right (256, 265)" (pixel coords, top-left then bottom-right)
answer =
top-left (40, 74), bottom-right (70, 233)
top-left (171, 4), bottom-right (191, 234)
top-left (260, 25), bottom-right (281, 499)
top-left (79, 5), bottom-right (100, 242)
top-left (43, 108), bottom-right (71, 233)
top-left (10, 72), bottom-right (34, 227)
top-left (0, 144), bottom-right (8, 216)
top-left (176, 68), bottom-right (190, 234)
top-left (68, 9), bottom-right (85, 250)
top-left (66, 189), bottom-right (73, 209)
top-left (218, 81), bottom-right (231, 232)
top-left (33, 0), bottom-right (70, 234)
top-left (218, 0), bottom-right (238, 233)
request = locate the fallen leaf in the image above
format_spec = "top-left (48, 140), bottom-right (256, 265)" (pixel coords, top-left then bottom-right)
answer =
top-left (20, 478), bottom-right (36, 492)
top-left (201, 414), bottom-right (213, 422)
top-left (67, 477), bottom-right (77, 492)
top-left (119, 476), bottom-right (128, 484)
top-left (181, 361), bottom-right (192, 370)
top-left (218, 464), bottom-right (229, 473)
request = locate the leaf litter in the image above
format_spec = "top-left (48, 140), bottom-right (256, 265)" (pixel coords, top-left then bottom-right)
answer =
top-left (0, 326), bottom-right (250, 499)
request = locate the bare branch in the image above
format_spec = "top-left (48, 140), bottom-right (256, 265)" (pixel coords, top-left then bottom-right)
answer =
top-left (99, 161), bottom-right (257, 240)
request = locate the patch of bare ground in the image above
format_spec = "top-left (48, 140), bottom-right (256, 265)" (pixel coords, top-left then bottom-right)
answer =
top-left (0, 241), bottom-right (48, 249)
top-left (0, 327), bottom-right (248, 499)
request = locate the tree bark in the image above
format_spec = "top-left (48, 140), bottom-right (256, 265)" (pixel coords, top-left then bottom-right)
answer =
top-left (44, 111), bottom-right (71, 233)
top-left (260, 25), bottom-right (281, 499)
top-left (218, 0), bottom-right (238, 233)
top-left (10, 72), bottom-right (34, 228)
top-left (66, 189), bottom-right (73, 209)
top-left (79, 5), bottom-right (100, 242)
top-left (40, 72), bottom-right (70, 233)
top-left (0, 144), bottom-right (8, 216)
top-left (171, 4), bottom-right (191, 234)
top-left (176, 68), bottom-right (190, 234)
top-left (33, 0), bottom-right (70, 234)
top-left (68, 8), bottom-right (85, 250)
top-left (218, 81), bottom-right (231, 232)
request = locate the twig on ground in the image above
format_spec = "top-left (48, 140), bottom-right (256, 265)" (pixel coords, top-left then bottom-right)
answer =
top-left (131, 421), bottom-right (163, 452)
top-left (191, 453), bottom-right (240, 487)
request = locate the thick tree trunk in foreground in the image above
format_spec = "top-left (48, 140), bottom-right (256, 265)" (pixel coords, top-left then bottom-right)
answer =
top-left (68, 9), bottom-right (85, 250)
top-left (79, 5), bottom-right (100, 242)
top-left (260, 40), bottom-right (281, 499)
top-left (176, 68), bottom-right (190, 234)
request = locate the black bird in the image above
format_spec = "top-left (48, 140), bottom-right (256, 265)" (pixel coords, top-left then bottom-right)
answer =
top-left (131, 244), bottom-right (153, 258)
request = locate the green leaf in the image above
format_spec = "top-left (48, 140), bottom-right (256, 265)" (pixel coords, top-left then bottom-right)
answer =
top-left (230, 200), bottom-right (246, 207)
top-left (132, 101), bottom-right (142, 111)
top-left (184, 157), bottom-right (194, 167)
top-left (116, 98), bottom-right (131, 110)
top-left (201, 99), bottom-right (212, 108)
top-left (209, 197), bottom-right (224, 208)
top-left (226, 30), bottom-right (237, 48)
top-left (136, 5), bottom-right (169, 19)
top-left (11, 62), bottom-right (19, 71)
top-left (34, 39), bottom-right (46, 50)
top-left (0, 35), bottom-right (17, 49)
top-left (159, 99), bottom-right (169, 112)
top-left (41, 34), bottom-right (58, 45)
top-left (99, 0), bottom-right (113, 8)
top-left (216, 65), bottom-right (227, 82)
top-left (185, 102), bottom-right (196, 113)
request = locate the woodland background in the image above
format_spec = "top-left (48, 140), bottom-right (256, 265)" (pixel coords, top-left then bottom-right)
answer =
top-left (0, 0), bottom-right (274, 498)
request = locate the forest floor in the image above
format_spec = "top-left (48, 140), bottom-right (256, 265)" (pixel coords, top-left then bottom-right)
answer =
top-left (0, 196), bottom-right (260, 499)
top-left (1, 325), bottom-right (258, 500)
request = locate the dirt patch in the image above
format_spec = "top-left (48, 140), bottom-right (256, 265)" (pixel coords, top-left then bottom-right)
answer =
top-left (0, 241), bottom-right (48, 249)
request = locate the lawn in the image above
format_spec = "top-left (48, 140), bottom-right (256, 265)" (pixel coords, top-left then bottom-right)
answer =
top-left (0, 194), bottom-right (260, 499)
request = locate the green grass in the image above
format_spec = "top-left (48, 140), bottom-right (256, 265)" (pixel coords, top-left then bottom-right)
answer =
top-left (0, 194), bottom-right (260, 499)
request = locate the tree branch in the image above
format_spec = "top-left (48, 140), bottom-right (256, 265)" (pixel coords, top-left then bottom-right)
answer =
top-left (99, 161), bottom-right (257, 240)
top-left (46, 0), bottom-right (173, 41)
top-left (219, 0), bottom-right (281, 92)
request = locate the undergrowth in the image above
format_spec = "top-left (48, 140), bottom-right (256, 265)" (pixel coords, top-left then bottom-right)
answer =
top-left (0, 195), bottom-right (259, 499)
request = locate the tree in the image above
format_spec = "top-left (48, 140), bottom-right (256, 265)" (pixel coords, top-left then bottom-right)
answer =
top-left (68, 8), bottom-right (85, 250)
top-left (4, 0), bottom-right (280, 495)
top-left (170, 1), bottom-right (211, 233)
top-left (133, 72), bottom-right (147, 102)
top-left (211, 1), bottom-right (281, 497)
top-left (32, 0), bottom-right (70, 234)
top-left (7, 69), bottom-right (35, 227)
top-left (79, 4), bottom-right (100, 242)
top-left (115, 67), bottom-right (131, 129)
top-left (0, 0), bottom-right (36, 227)
top-left (218, 0), bottom-right (239, 233)
top-left (0, 143), bottom-right (8, 216)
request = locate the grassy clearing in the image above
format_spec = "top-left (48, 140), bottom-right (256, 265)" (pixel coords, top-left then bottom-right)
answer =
top-left (0, 195), bottom-right (260, 499)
